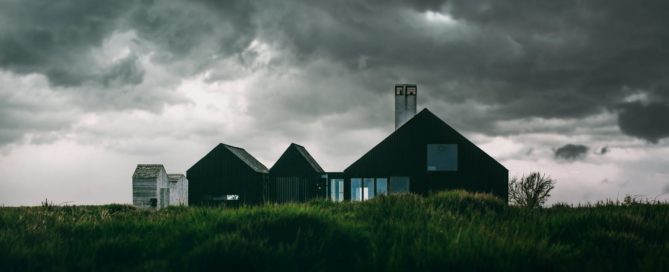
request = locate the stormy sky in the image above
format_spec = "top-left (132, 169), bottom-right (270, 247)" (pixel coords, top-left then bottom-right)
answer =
top-left (1, 0), bottom-right (669, 205)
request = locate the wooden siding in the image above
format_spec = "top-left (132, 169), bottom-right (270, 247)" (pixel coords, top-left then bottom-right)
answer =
top-left (133, 178), bottom-right (157, 208)
top-left (168, 175), bottom-right (189, 206)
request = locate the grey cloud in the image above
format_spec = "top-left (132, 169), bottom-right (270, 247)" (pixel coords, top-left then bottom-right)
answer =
top-left (0, 0), bottom-right (257, 89)
top-left (617, 101), bottom-right (669, 143)
top-left (250, 0), bottom-right (669, 128)
top-left (554, 144), bottom-right (589, 161)
top-left (0, 73), bottom-right (78, 146)
top-left (3, 0), bottom-right (669, 148)
top-left (663, 183), bottom-right (669, 194)
top-left (598, 146), bottom-right (610, 155)
top-left (100, 55), bottom-right (144, 87)
top-left (0, 0), bottom-right (136, 86)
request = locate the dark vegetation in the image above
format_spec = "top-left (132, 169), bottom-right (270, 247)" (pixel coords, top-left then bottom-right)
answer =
top-left (509, 172), bottom-right (556, 208)
top-left (1, 191), bottom-right (668, 271)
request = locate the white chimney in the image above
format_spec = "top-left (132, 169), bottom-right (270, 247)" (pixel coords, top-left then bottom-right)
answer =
top-left (395, 84), bottom-right (417, 129)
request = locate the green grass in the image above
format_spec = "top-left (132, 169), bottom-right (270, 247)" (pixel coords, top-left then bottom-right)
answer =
top-left (1, 191), bottom-right (668, 271)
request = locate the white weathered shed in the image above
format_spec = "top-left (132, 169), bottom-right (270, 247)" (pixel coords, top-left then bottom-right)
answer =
top-left (167, 174), bottom-right (188, 206)
top-left (132, 164), bottom-right (170, 209)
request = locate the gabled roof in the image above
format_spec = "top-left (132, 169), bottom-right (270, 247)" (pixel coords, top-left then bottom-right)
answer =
top-left (133, 164), bottom-right (165, 179)
top-left (167, 174), bottom-right (185, 182)
top-left (270, 143), bottom-right (324, 174)
top-left (292, 143), bottom-right (325, 172)
top-left (222, 144), bottom-right (269, 173)
top-left (345, 108), bottom-right (507, 172)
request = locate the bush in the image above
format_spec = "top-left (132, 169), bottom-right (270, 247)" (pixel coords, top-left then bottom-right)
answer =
top-left (509, 172), bottom-right (556, 208)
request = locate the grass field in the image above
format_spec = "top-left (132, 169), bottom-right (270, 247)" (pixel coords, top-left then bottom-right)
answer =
top-left (1, 191), bottom-right (668, 271)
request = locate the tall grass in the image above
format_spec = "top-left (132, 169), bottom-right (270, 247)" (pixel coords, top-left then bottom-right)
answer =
top-left (1, 191), bottom-right (668, 271)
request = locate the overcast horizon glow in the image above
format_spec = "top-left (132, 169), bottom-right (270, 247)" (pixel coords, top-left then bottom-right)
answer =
top-left (1, 0), bottom-right (669, 206)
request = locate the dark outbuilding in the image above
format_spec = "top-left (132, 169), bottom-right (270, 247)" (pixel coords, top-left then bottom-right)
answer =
top-left (270, 143), bottom-right (325, 203)
top-left (187, 143), bottom-right (269, 205)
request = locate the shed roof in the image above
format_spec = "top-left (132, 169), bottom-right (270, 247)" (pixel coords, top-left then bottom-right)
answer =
top-left (133, 164), bottom-right (165, 179)
top-left (167, 174), bottom-right (185, 182)
top-left (222, 144), bottom-right (269, 173)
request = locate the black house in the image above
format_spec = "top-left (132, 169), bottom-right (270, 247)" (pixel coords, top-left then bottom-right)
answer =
top-left (270, 143), bottom-right (325, 203)
top-left (187, 143), bottom-right (269, 205)
top-left (185, 84), bottom-right (508, 205)
top-left (339, 108), bottom-right (508, 202)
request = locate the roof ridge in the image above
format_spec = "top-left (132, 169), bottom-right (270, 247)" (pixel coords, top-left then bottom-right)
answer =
top-left (223, 144), bottom-right (269, 173)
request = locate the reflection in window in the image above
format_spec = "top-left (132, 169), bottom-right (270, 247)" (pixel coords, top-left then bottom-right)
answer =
top-left (406, 86), bottom-right (417, 95)
top-left (390, 177), bottom-right (410, 193)
top-left (395, 86), bottom-right (404, 95)
top-left (376, 178), bottom-right (388, 196)
top-left (226, 195), bottom-right (239, 200)
top-left (427, 144), bottom-right (458, 171)
top-left (330, 179), bottom-right (344, 202)
top-left (364, 178), bottom-right (375, 200)
top-left (351, 178), bottom-right (362, 201)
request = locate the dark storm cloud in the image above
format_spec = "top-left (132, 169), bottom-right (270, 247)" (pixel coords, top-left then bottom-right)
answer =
top-left (0, 0), bottom-right (137, 86)
top-left (250, 0), bottom-right (669, 137)
top-left (554, 144), bottom-right (589, 161)
top-left (0, 0), bottom-right (259, 146)
top-left (2, 0), bottom-right (669, 147)
top-left (617, 101), bottom-right (669, 143)
top-left (0, 0), bottom-right (257, 87)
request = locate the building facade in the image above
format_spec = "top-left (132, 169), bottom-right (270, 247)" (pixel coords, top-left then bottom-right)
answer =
top-left (132, 164), bottom-right (169, 209)
top-left (270, 143), bottom-right (325, 203)
top-left (167, 174), bottom-right (189, 206)
top-left (179, 84), bottom-right (508, 205)
top-left (338, 109), bottom-right (508, 202)
top-left (187, 143), bottom-right (269, 206)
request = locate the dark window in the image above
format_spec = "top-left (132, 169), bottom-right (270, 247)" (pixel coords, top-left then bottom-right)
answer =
top-left (390, 177), bottom-right (410, 193)
top-left (150, 198), bottom-right (157, 207)
top-left (427, 144), bottom-right (458, 171)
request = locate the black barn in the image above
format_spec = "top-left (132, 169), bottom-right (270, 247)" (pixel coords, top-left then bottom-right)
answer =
top-left (270, 143), bottom-right (325, 203)
top-left (341, 108), bottom-right (508, 202)
top-left (187, 143), bottom-right (269, 205)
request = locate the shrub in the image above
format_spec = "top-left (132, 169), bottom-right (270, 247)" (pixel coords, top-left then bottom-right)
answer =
top-left (509, 172), bottom-right (556, 208)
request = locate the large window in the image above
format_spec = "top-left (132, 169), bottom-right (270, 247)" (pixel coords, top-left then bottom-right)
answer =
top-left (363, 178), bottom-right (375, 200)
top-left (353, 177), bottom-right (402, 201)
top-left (330, 179), bottom-right (344, 202)
top-left (390, 177), bottom-right (410, 193)
top-left (376, 178), bottom-right (388, 196)
top-left (427, 144), bottom-right (458, 171)
top-left (351, 178), bottom-right (363, 201)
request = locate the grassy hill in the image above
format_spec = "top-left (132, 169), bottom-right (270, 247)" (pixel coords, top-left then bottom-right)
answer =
top-left (1, 191), bottom-right (668, 271)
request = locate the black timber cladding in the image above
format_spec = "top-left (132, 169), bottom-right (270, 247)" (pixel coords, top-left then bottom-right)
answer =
top-left (270, 143), bottom-right (325, 202)
top-left (344, 108), bottom-right (508, 201)
top-left (187, 143), bottom-right (269, 205)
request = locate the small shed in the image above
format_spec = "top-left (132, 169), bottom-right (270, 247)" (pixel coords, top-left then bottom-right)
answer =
top-left (270, 143), bottom-right (325, 203)
top-left (167, 174), bottom-right (188, 206)
top-left (132, 164), bottom-right (169, 209)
